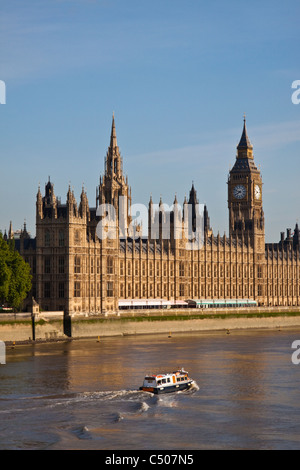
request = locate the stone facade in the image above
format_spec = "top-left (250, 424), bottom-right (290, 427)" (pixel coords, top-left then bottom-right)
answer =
top-left (12, 116), bottom-right (300, 313)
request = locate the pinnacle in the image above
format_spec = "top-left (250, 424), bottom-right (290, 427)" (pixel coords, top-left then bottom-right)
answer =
top-left (237, 116), bottom-right (253, 149)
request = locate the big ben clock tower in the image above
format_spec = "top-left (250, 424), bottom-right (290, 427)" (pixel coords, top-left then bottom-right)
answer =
top-left (228, 117), bottom-right (265, 254)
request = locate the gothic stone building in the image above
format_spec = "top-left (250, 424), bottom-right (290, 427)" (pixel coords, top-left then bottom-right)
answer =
top-left (13, 116), bottom-right (300, 313)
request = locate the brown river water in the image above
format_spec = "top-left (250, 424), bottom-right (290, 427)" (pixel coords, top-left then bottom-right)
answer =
top-left (1, 328), bottom-right (300, 450)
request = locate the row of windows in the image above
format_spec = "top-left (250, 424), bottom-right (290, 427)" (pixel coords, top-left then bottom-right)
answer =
top-left (42, 282), bottom-right (300, 300)
top-left (44, 282), bottom-right (65, 298)
top-left (74, 281), bottom-right (113, 298)
top-left (44, 229), bottom-right (83, 247)
top-left (44, 282), bottom-right (112, 299)
top-left (120, 261), bottom-right (259, 278)
top-left (44, 230), bottom-right (65, 247)
top-left (74, 256), bottom-right (113, 274)
top-left (119, 283), bottom-right (256, 298)
top-left (41, 254), bottom-right (300, 280)
top-left (42, 256), bottom-right (300, 284)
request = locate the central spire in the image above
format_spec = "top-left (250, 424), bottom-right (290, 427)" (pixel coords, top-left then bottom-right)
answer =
top-left (236, 115), bottom-right (254, 159)
top-left (110, 112), bottom-right (117, 149)
top-left (237, 115), bottom-right (253, 150)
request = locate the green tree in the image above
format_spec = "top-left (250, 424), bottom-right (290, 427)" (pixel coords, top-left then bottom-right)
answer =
top-left (0, 233), bottom-right (32, 310)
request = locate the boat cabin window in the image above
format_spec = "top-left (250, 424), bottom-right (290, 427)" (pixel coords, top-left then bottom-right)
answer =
top-left (177, 376), bottom-right (187, 382)
top-left (157, 380), bottom-right (161, 385)
top-left (162, 379), bottom-right (166, 384)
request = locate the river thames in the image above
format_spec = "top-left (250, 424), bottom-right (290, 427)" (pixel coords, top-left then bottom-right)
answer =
top-left (1, 328), bottom-right (300, 450)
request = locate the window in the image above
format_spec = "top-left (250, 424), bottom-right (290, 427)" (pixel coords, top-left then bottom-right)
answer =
top-left (58, 256), bottom-right (64, 274)
top-left (163, 262), bottom-right (167, 277)
top-left (179, 284), bottom-right (185, 296)
top-left (44, 257), bottom-right (51, 274)
top-left (179, 262), bottom-right (185, 277)
top-left (59, 230), bottom-right (64, 247)
top-left (164, 284), bottom-right (167, 297)
top-left (107, 257), bottom-right (114, 274)
top-left (44, 282), bottom-right (51, 298)
top-left (58, 282), bottom-right (65, 298)
top-left (45, 231), bottom-right (50, 247)
top-left (74, 256), bottom-right (81, 274)
top-left (149, 262), bottom-right (153, 277)
top-left (156, 262), bottom-right (160, 277)
top-left (135, 261), bottom-right (139, 276)
top-left (194, 264), bottom-right (198, 277)
top-left (127, 261), bottom-right (131, 276)
top-left (74, 230), bottom-right (80, 244)
top-left (91, 258), bottom-right (94, 274)
top-left (120, 283), bottom-right (124, 297)
top-left (170, 262), bottom-right (174, 277)
top-left (214, 265), bottom-right (218, 278)
top-left (74, 282), bottom-right (81, 297)
top-left (97, 258), bottom-right (100, 274)
top-left (107, 282), bottom-right (113, 297)
top-left (120, 260), bottom-right (124, 276)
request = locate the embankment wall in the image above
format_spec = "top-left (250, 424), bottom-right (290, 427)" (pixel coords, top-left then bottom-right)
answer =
top-left (2, 308), bottom-right (300, 343)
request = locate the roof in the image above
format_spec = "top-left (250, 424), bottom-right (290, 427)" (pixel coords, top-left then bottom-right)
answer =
top-left (237, 118), bottom-right (253, 149)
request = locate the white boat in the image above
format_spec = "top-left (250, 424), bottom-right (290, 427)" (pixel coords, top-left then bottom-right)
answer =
top-left (139, 368), bottom-right (194, 394)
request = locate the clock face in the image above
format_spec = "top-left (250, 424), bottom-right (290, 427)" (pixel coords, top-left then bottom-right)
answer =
top-left (254, 185), bottom-right (261, 200)
top-left (233, 184), bottom-right (246, 199)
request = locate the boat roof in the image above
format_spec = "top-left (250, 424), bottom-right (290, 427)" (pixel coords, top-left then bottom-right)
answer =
top-left (145, 369), bottom-right (188, 378)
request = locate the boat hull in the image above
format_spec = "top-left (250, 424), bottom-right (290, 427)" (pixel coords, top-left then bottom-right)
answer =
top-left (140, 380), bottom-right (194, 394)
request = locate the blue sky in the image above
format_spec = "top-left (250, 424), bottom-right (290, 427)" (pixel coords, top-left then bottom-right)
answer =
top-left (0, 0), bottom-right (299, 242)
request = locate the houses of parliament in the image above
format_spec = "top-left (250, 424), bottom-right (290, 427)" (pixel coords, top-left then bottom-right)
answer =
top-left (7, 115), bottom-right (300, 314)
